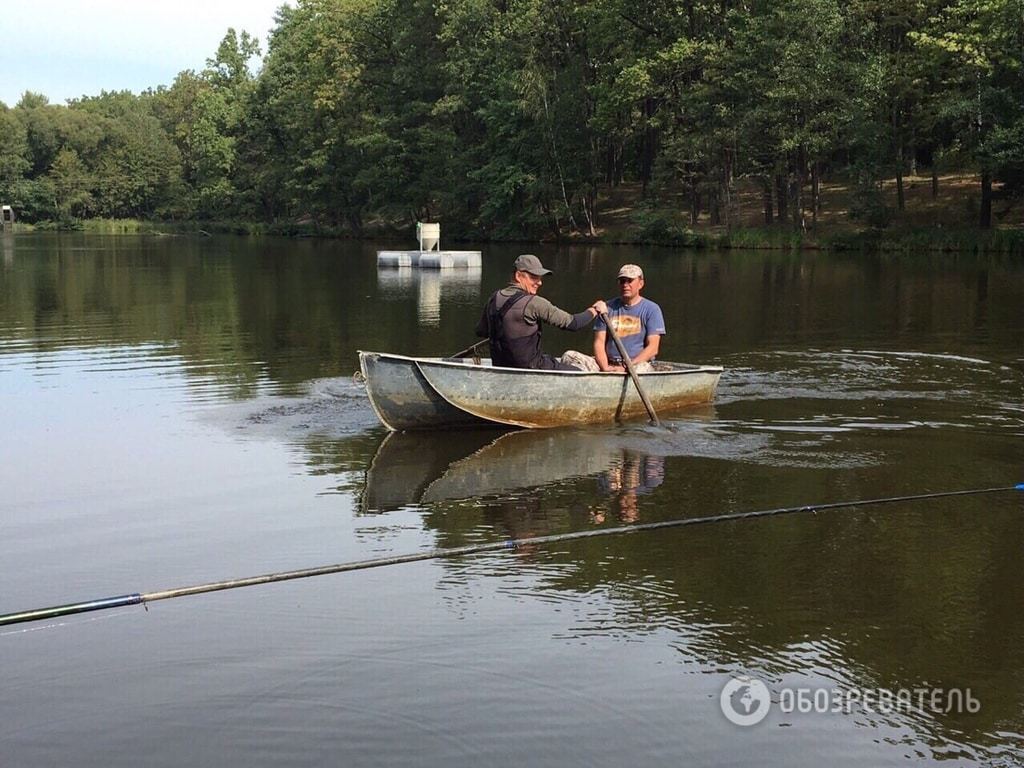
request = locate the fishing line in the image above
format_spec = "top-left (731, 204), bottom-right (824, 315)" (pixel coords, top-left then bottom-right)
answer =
top-left (0, 608), bottom-right (140, 637)
top-left (2, 484), bottom-right (1021, 628)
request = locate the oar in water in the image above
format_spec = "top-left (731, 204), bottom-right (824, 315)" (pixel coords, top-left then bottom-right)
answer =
top-left (600, 311), bottom-right (660, 426)
top-left (2, 484), bottom-right (1020, 629)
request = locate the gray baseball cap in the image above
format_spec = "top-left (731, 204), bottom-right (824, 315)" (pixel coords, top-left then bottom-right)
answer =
top-left (513, 254), bottom-right (553, 276)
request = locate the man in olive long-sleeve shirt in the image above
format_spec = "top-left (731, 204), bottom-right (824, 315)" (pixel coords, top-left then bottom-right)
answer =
top-left (475, 254), bottom-right (608, 370)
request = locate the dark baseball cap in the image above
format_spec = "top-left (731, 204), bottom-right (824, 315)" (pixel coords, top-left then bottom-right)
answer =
top-left (513, 254), bottom-right (552, 276)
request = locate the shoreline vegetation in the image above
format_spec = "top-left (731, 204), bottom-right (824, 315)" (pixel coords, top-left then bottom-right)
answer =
top-left (14, 171), bottom-right (1024, 254)
top-left (3, 2), bottom-right (1024, 255)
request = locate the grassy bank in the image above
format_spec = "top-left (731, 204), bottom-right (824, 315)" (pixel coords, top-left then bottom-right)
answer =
top-left (23, 218), bottom-right (343, 238)
top-left (605, 222), bottom-right (1024, 254)
top-left (577, 172), bottom-right (1024, 253)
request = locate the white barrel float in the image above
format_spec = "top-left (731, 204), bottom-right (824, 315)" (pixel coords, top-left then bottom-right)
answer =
top-left (417, 222), bottom-right (440, 251)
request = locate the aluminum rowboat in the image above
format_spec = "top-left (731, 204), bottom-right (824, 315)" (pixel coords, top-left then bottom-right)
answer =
top-left (358, 351), bottom-right (722, 430)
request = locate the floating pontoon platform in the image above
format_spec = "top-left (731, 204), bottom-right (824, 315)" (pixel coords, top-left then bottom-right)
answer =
top-left (377, 222), bottom-right (481, 269)
top-left (376, 250), bottom-right (481, 269)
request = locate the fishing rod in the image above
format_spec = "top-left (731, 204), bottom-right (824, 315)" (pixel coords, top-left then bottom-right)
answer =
top-left (2, 484), bottom-right (1021, 629)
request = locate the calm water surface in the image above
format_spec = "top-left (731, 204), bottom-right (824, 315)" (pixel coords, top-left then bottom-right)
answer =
top-left (1, 233), bottom-right (1023, 766)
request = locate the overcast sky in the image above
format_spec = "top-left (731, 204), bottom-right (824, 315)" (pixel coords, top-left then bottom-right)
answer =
top-left (0, 0), bottom-right (287, 107)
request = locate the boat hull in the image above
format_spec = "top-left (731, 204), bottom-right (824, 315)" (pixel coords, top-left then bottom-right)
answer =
top-left (359, 351), bottom-right (722, 431)
top-left (416, 359), bottom-right (721, 429)
top-left (358, 352), bottom-right (491, 431)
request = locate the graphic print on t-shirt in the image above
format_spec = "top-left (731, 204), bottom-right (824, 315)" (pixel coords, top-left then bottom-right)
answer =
top-left (610, 315), bottom-right (642, 338)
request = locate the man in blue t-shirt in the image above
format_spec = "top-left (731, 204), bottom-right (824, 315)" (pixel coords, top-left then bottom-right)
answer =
top-left (558, 263), bottom-right (666, 373)
top-left (594, 264), bottom-right (665, 373)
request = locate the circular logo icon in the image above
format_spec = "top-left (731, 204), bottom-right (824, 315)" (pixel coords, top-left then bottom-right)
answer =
top-left (720, 675), bottom-right (771, 726)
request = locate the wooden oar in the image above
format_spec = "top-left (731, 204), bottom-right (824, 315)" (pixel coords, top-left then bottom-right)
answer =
top-left (600, 312), bottom-right (660, 426)
top-left (450, 339), bottom-right (488, 358)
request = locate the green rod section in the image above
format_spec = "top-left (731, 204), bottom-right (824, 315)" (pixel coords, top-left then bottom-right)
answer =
top-left (2, 484), bottom-right (1020, 628)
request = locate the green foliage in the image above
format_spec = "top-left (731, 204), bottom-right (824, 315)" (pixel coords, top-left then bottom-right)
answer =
top-left (48, 147), bottom-right (94, 220)
top-left (849, 173), bottom-right (895, 229)
top-left (877, 226), bottom-right (1024, 254)
top-left (75, 91), bottom-right (185, 218)
top-left (722, 227), bottom-right (810, 252)
top-left (3, 0), bottom-right (1023, 239)
top-left (0, 107), bottom-right (31, 203)
top-left (628, 205), bottom-right (703, 246)
top-left (80, 218), bottom-right (147, 233)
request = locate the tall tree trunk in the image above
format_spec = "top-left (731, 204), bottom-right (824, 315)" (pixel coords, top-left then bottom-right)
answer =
top-left (539, 86), bottom-right (577, 233)
top-left (723, 150), bottom-right (733, 231)
top-left (979, 171), bottom-right (992, 228)
top-left (542, 198), bottom-right (560, 240)
top-left (793, 146), bottom-right (806, 231)
top-left (581, 184), bottom-right (597, 236)
top-left (690, 188), bottom-right (701, 227)
top-left (895, 166), bottom-right (905, 213)
top-left (811, 161), bottom-right (820, 229)
top-left (893, 101), bottom-right (905, 211)
top-left (931, 167), bottom-right (939, 199)
top-left (762, 177), bottom-right (773, 224)
top-left (895, 158), bottom-right (905, 213)
top-left (348, 210), bottom-right (363, 237)
top-left (775, 172), bottom-right (788, 224)
top-left (640, 99), bottom-right (657, 193)
top-left (975, 72), bottom-right (990, 229)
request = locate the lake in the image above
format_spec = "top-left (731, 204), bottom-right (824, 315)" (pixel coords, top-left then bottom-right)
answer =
top-left (1, 233), bottom-right (1022, 767)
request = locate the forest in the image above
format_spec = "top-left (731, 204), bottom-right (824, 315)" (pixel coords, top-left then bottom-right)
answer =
top-left (1, 0), bottom-right (1023, 242)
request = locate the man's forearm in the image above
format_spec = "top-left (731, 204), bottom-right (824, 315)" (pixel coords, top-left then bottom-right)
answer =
top-left (631, 336), bottom-right (661, 364)
top-left (594, 332), bottom-right (611, 370)
top-left (565, 309), bottom-right (596, 331)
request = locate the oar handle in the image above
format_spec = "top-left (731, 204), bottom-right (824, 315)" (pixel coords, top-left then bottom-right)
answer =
top-left (451, 339), bottom-right (488, 358)
top-left (600, 312), bottom-right (660, 426)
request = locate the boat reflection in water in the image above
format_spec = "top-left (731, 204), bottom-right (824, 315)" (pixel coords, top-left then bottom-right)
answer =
top-left (360, 425), bottom-right (674, 521)
top-left (358, 428), bottom-right (507, 512)
top-left (376, 266), bottom-right (482, 327)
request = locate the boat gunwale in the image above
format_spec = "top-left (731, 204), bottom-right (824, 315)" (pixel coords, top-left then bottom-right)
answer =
top-left (358, 350), bottom-right (724, 377)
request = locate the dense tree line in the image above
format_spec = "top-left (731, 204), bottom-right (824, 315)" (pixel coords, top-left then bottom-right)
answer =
top-left (2, 0), bottom-right (1023, 235)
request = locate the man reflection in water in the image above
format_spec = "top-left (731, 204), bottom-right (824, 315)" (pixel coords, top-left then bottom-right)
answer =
top-left (591, 453), bottom-right (666, 524)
